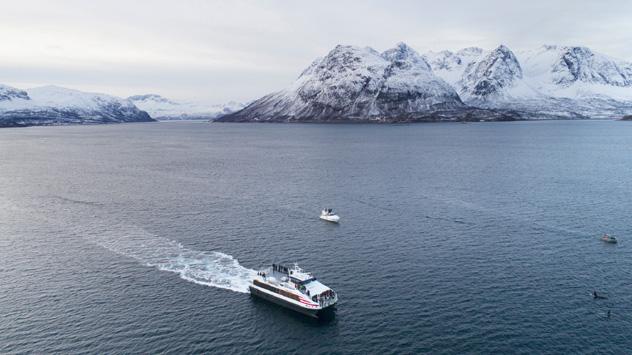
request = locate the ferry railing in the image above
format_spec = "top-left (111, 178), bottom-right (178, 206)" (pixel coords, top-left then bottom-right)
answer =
top-left (319, 295), bottom-right (338, 308)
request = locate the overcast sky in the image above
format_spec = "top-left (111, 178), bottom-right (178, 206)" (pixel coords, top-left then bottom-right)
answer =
top-left (1, 0), bottom-right (631, 103)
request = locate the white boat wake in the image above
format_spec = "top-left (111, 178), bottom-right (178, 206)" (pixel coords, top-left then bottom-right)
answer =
top-left (91, 226), bottom-right (256, 293)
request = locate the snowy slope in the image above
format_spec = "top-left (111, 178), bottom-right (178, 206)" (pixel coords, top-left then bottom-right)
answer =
top-left (426, 44), bottom-right (632, 119)
top-left (423, 47), bottom-right (485, 86)
top-left (379, 43), bottom-right (463, 111)
top-left (0, 84), bottom-right (30, 101)
top-left (129, 94), bottom-right (245, 120)
top-left (217, 43), bottom-right (508, 123)
top-left (519, 45), bottom-right (632, 98)
top-left (0, 85), bottom-right (153, 127)
top-left (457, 45), bottom-right (525, 102)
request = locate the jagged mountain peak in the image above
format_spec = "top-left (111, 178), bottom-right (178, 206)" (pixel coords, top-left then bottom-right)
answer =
top-left (553, 46), bottom-right (630, 87)
top-left (219, 43), bottom-right (465, 122)
top-left (449, 44), bottom-right (632, 118)
top-left (218, 43), bottom-right (632, 122)
top-left (538, 44), bottom-right (600, 57)
top-left (383, 42), bottom-right (418, 57)
top-left (382, 42), bottom-right (431, 71)
top-left (494, 44), bottom-right (515, 55)
top-left (293, 44), bottom-right (389, 106)
top-left (490, 45), bottom-right (522, 75)
top-left (319, 45), bottom-right (383, 69)
top-left (295, 45), bottom-right (386, 88)
top-left (458, 44), bottom-right (523, 101)
top-left (320, 44), bottom-right (382, 65)
top-left (518, 45), bottom-right (632, 89)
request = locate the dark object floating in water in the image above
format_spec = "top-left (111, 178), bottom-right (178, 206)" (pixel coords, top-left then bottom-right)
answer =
top-left (592, 290), bottom-right (608, 299)
top-left (600, 234), bottom-right (617, 244)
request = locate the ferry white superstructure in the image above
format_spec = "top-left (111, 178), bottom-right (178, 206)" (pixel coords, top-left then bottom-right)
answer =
top-left (249, 263), bottom-right (338, 318)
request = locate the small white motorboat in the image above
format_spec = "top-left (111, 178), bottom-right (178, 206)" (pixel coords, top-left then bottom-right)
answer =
top-left (601, 234), bottom-right (618, 244)
top-left (320, 208), bottom-right (340, 223)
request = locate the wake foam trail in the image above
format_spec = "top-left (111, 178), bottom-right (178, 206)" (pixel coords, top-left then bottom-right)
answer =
top-left (91, 226), bottom-right (256, 293)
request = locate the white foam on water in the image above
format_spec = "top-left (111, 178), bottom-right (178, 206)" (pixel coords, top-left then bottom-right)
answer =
top-left (90, 226), bottom-right (256, 293)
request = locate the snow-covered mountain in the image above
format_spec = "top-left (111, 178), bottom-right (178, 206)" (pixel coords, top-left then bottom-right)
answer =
top-left (218, 43), bottom-right (513, 122)
top-left (6, 43), bottom-right (628, 126)
top-left (0, 84), bottom-right (30, 101)
top-left (423, 47), bottom-right (484, 86)
top-left (457, 45), bottom-right (524, 102)
top-left (0, 85), bottom-right (153, 127)
top-left (426, 45), bottom-right (632, 119)
top-left (128, 94), bottom-right (245, 120)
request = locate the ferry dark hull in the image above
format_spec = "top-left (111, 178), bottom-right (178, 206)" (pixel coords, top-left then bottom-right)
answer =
top-left (249, 285), bottom-right (335, 319)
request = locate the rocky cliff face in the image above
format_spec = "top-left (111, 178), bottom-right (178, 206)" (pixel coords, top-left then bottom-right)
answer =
top-left (457, 45), bottom-right (523, 102)
top-left (217, 43), bottom-right (504, 123)
top-left (378, 43), bottom-right (464, 114)
top-left (0, 85), bottom-right (153, 127)
top-left (550, 46), bottom-right (632, 87)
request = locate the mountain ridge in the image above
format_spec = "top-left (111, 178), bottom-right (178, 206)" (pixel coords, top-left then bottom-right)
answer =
top-left (128, 94), bottom-right (245, 121)
top-left (0, 84), bottom-right (153, 127)
top-left (217, 43), bottom-right (514, 123)
top-left (220, 42), bottom-right (632, 122)
top-left (428, 44), bottom-right (632, 119)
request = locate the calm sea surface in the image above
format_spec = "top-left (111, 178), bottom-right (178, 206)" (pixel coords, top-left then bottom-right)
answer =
top-left (1, 120), bottom-right (632, 354)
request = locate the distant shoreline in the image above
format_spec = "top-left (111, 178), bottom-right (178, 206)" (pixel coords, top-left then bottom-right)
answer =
top-left (3, 117), bottom-right (630, 129)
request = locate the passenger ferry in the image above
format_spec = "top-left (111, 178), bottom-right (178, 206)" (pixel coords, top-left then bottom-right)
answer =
top-left (249, 263), bottom-right (338, 318)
